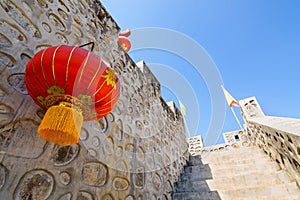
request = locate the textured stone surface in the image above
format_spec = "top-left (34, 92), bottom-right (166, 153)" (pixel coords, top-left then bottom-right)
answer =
top-left (177, 97), bottom-right (300, 199)
top-left (0, 0), bottom-right (188, 199)
top-left (223, 129), bottom-right (245, 145)
top-left (173, 145), bottom-right (300, 200)
top-left (240, 97), bottom-right (300, 186)
top-left (187, 136), bottom-right (204, 156)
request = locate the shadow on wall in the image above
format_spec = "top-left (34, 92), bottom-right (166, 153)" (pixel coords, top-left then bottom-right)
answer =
top-left (172, 155), bottom-right (221, 200)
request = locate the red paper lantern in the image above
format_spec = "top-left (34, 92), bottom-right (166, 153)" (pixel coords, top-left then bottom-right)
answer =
top-left (118, 36), bottom-right (131, 52)
top-left (25, 45), bottom-right (120, 145)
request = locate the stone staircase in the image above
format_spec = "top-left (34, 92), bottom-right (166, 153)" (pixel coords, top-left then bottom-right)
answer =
top-left (172, 146), bottom-right (300, 200)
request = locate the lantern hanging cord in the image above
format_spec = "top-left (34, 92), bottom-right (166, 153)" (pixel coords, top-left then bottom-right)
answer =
top-left (79, 42), bottom-right (95, 52)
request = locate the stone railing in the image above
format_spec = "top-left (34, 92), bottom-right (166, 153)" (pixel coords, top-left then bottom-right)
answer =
top-left (0, 0), bottom-right (188, 199)
top-left (246, 116), bottom-right (300, 186)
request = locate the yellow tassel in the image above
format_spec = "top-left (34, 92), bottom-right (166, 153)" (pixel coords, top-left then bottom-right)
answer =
top-left (38, 102), bottom-right (83, 145)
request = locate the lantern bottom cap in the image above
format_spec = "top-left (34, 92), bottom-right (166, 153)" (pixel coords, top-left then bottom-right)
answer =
top-left (38, 103), bottom-right (83, 145)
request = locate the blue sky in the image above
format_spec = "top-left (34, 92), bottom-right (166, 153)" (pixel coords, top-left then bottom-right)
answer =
top-left (101, 0), bottom-right (300, 145)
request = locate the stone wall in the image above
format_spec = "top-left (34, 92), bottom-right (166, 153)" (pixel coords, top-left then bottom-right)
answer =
top-left (223, 129), bottom-right (245, 145)
top-left (245, 117), bottom-right (300, 186)
top-left (194, 96), bottom-right (300, 189)
top-left (240, 97), bottom-right (300, 187)
top-left (199, 136), bottom-right (249, 156)
top-left (0, 0), bottom-right (188, 199)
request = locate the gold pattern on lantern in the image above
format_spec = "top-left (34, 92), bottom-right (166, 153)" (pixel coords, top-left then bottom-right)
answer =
top-left (121, 43), bottom-right (128, 51)
top-left (102, 69), bottom-right (117, 89)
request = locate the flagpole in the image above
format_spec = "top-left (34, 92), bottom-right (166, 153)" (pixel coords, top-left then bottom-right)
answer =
top-left (221, 85), bottom-right (244, 130)
top-left (230, 107), bottom-right (243, 130)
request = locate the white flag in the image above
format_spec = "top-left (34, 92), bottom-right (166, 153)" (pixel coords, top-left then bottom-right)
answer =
top-left (221, 85), bottom-right (240, 108)
top-left (179, 100), bottom-right (186, 116)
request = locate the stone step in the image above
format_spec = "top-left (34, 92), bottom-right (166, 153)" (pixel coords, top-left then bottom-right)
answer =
top-left (172, 191), bottom-right (221, 200)
top-left (200, 152), bottom-right (270, 165)
top-left (177, 171), bottom-right (292, 192)
top-left (219, 181), bottom-right (300, 199)
top-left (188, 147), bottom-right (267, 166)
top-left (175, 179), bottom-right (210, 192)
top-left (202, 158), bottom-right (275, 168)
top-left (230, 195), bottom-right (300, 200)
top-left (172, 191), bottom-right (300, 200)
top-left (179, 167), bottom-right (212, 181)
top-left (187, 156), bottom-right (202, 166)
top-left (175, 181), bottom-right (299, 197)
top-left (200, 146), bottom-right (264, 157)
top-left (174, 146), bottom-right (300, 200)
top-left (182, 161), bottom-right (280, 178)
top-left (188, 159), bottom-right (277, 170)
top-left (179, 169), bottom-right (292, 184)
top-left (208, 159), bottom-right (280, 171)
top-left (183, 162), bottom-right (210, 173)
top-left (202, 150), bottom-right (266, 159)
top-left (198, 156), bottom-right (273, 165)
